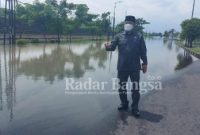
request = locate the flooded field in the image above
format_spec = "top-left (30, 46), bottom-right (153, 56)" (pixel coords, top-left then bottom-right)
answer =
top-left (0, 38), bottom-right (198, 135)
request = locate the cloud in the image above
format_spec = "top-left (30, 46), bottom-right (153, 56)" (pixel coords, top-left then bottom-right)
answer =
top-left (1, 0), bottom-right (200, 32)
top-left (67, 0), bottom-right (200, 32)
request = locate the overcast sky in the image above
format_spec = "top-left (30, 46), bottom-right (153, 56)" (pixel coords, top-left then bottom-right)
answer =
top-left (1, 0), bottom-right (200, 32)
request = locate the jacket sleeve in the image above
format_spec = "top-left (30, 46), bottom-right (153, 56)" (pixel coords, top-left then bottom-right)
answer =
top-left (105, 35), bottom-right (119, 51)
top-left (140, 35), bottom-right (148, 65)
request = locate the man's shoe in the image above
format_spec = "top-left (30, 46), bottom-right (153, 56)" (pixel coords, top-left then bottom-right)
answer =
top-left (118, 104), bottom-right (129, 111)
top-left (132, 109), bottom-right (140, 118)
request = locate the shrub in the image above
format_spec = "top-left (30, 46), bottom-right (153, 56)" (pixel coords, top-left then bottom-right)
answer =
top-left (31, 39), bottom-right (40, 43)
top-left (16, 39), bottom-right (28, 45)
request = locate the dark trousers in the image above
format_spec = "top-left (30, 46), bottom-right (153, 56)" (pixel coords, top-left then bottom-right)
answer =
top-left (117, 71), bottom-right (140, 110)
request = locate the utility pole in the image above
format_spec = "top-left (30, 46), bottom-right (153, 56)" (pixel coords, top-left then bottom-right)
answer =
top-left (109, 1), bottom-right (122, 72)
top-left (4, 0), bottom-right (17, 45)
top-left (112, 1), bottom-right (122, 39)
top-left (191, 0), bottom-right (196, 18)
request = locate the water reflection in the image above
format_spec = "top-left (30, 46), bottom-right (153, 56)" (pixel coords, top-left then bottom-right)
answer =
top-left (17, 42), bottom-right (108, 83)
top-left (175, 51), bottom-right (193, 70)
top-left (175, 45), bottom-right (180, 53)
top-left (0, 50), bottom-right (3, 111)
top-left (0, 41), bottom-right (109, 122)
top-left (0, 45), bottom-right (17, 121)
top-left (163, 38), bottom-right (173, 51)
top-left (163, 38), bottom-right (194, 70)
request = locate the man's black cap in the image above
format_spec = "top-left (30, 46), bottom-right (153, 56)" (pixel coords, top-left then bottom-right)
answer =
top-left (125, 16), bottom-right (136, 23)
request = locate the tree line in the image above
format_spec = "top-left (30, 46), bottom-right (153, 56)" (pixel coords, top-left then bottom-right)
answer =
top-left (0, 0), bottom-right (111, 38)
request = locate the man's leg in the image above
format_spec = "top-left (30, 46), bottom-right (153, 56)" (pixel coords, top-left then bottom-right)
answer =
top-left (117, 71), bottom-right (129, 110)
top-left (130, 71), bottom-right (140, 116)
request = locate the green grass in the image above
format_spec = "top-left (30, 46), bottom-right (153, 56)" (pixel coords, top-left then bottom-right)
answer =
top-left (14, 35), bottom-right (107, 45)
top-left (176, 41), bottom-right (200, 55)
top-left (190, 47), bottom-right (200, 55)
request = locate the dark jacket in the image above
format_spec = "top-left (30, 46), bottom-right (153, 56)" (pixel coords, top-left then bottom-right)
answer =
top-left (106, 30), bottom-right (147, 71)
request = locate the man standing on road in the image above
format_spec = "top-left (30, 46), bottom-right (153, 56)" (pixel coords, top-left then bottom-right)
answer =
top-left (105, 16), bottom-right (148, 117)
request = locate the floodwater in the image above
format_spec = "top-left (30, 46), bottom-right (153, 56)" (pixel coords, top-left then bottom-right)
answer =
top-left (0, 38), bottom-right (198, 135)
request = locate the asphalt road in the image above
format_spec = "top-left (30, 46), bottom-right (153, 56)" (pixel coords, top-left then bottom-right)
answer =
top-left (111, 60), bottom-right (200, 135)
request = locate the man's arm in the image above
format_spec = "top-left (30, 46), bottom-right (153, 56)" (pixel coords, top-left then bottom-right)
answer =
top-left (105, 35), bottom-right (119, 51)
top-left (140, 35), bottom-right (148, 73)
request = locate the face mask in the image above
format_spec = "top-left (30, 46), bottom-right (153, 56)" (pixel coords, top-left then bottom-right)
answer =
top-left (124, 24), bottom-right (133, 31)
